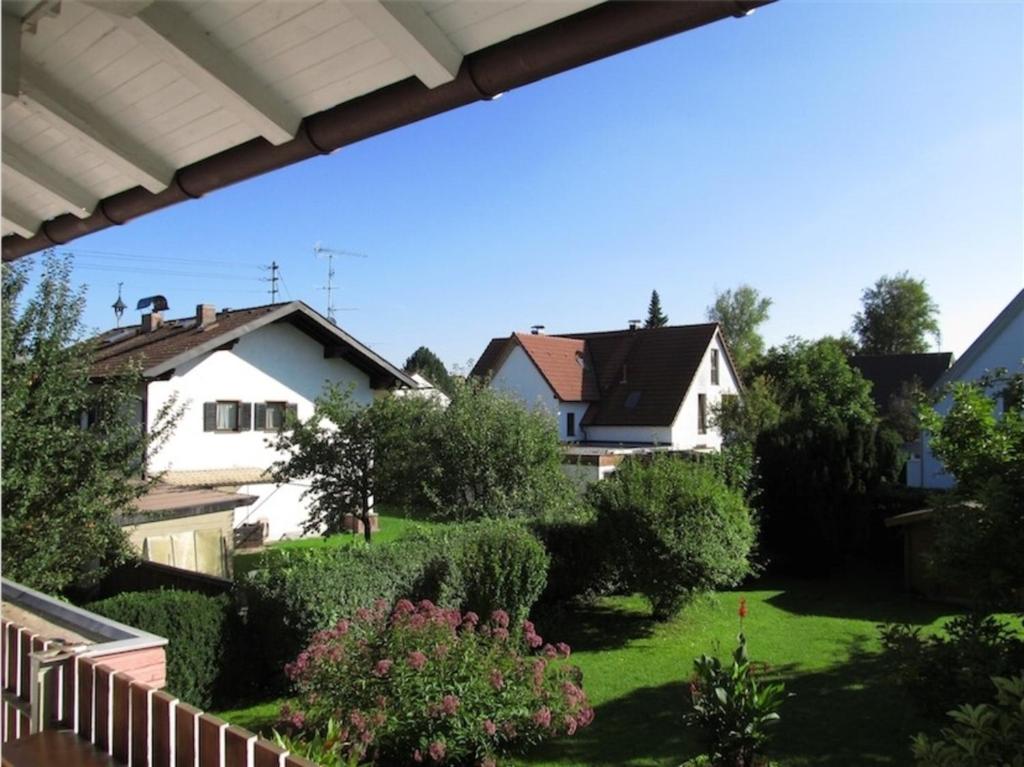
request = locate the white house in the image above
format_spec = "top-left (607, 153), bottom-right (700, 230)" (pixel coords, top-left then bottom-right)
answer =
top-left (471, 322), bottom-right (742, 451)
top-left (91, 301), bottom-right (415, 544)
top-left (908, 288), bottom-right (1024, 489)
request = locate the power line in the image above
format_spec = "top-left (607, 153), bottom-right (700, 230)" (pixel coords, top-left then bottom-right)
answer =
top-left (62, 248), bottom-right (258, 269)
top-left (72, 262), bottom-right (262, 281)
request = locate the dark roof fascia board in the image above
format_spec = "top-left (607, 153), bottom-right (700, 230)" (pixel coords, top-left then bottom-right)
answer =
top-left (141, 301), bottom-right (415, 387)
top-left (934, 289), bottom-right (1024, 391)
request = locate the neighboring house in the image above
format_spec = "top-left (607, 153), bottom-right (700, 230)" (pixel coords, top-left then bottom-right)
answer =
top-left (91, 301), bottom-right (415, 544)
top-left (909, 288), bottom-right (1024, 489)
top-left (471, 323), bottom-right (742, 450)
top-left (399, 372), bottom-right (452, 407)
top-left (849, 352), bottom-right (953, 417)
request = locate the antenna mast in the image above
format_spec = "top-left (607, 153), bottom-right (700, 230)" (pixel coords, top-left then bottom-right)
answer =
top-left (262, 261), bottom-right (280, 302)
top-left (313, 242), bottom-right (368, 324)
top-left (112, 282), bottom-right (126, 327)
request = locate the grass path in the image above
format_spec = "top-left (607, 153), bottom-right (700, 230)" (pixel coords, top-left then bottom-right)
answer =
top-left (214, 575), bottom-right (970, 766)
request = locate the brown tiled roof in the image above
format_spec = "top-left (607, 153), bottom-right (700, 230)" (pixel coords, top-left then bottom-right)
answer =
top-left (471, 323), bottom-right (722, 427)
top-left (91, 304), bottom-right (280, 378)
top-left (849, 353), bottom-right (953, 412)
top-left (89, 301), bottom-right (414, 386)
top-left (514, 333), bottom-right (600, 402)
top-left (564, 324), bottom-right (719, 426)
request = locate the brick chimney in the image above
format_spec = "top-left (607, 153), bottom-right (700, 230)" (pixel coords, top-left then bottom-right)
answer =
top-left (141, 312), bottom-right (163, 333)
top-left (196, 304), bottom-right (216, 328)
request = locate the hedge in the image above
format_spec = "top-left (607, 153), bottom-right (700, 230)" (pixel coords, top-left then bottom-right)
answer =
top-left (85, 589), bottom-right (230, 708)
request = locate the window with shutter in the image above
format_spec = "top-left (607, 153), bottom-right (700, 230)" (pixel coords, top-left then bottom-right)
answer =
top-left (261, 402), bottom-right (286, 430)
top-left (215, 401), bottom-right (239, 431)
top-left (286, 403), bottom-right (298, 425)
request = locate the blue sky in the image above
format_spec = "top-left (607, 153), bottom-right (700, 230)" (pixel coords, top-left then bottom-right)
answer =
top-left (25, 1), bottom-right (1024, 371)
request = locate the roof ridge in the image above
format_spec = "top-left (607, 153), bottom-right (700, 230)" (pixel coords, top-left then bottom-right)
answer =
top-left (557, 321), bottom-right (719, 338)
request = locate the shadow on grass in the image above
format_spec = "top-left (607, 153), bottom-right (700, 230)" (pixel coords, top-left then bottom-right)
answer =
top-left (533, 601), bottom-right (657, 654)
top-left (522, 640), bottom-right (933, 767)
top-left (761, 573), bottom-right (962, 626)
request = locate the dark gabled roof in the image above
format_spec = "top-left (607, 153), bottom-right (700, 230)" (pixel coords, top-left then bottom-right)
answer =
top-left (563, 324), bottom-right (720, 426)
top-left (849, 352), bottom-right (954, 411)
top-left (935, 288), bottom-right (1024, 390)
top-left (90, 301), bottom-right (415, 388)
top-left (471, 337), bottom-right (510, 380)
top-left (472, 323), bottom-right (725, 427)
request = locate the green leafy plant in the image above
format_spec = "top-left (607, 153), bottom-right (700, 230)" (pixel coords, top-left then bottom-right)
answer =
top-left (86, 589), bottom-right (230, 708)
top-left (685, 599), bottom-right (788, 767)
top-left (878, 613), bottom-right (1024, 719)
top-left (274, 718), bottom-right (356, 767)
top-left (590, 456), bottom-right (755, 620)
top-left (284, 599), bottom-right (592, 766)
top-left (911, 674), bottom-right (1024, 767)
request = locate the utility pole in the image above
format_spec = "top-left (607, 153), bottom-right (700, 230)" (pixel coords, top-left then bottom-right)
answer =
top-left (262, 261), bottom-right (280, 302)
top-left (313, 242), bottom-right (367, 324)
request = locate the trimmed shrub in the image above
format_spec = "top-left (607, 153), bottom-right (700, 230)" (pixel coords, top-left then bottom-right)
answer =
top-left (86, 589), bottom-right (229, 708)
top-left (529, 514), bottom-right (617, 605)
top-left (283, 599), bottom-right (593, 766)
top-left (452, 520), bottom-right (549, 626)
top-left (590, 456), bottom-right (756, 620)
top-left (239, 541), bottom-right (438, 694)
top-left (239, 521), bottom-right (551, 693)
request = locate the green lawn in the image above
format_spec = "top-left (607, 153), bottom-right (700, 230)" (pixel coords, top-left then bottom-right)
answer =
top-left (214, 574), bottom-right (970, 766)
top-left (233, 510), bottom-right (437, 578)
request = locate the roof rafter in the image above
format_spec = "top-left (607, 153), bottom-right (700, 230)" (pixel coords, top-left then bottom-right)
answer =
top-left (347, 0), bottom-right (462, 89)
top-left (2, 142), bottom-right (97, 218)
top-left (90, 1), bottom-right (301, 145)
top-left (2, 199), bottom-right (40, 239)
top-left (18, 63), bottom-right (174, 194)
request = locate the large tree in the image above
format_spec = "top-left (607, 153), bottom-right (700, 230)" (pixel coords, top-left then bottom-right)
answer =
top-left (403, 346), bottom-right (454, 395)
top-left (853, 272), bottom-right (940, 354)
top-left (645, 290), bottom-right (668, 328)
top-left (706, 285), bottom-right (772, 373)
top-left (750, 339), bottom-right (902, 570)
top-left (2, 252), bottom-right (179, 592)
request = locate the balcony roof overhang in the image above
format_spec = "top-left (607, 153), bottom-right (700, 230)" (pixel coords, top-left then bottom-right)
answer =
top-left (1, 0), bottom-right (771, 262)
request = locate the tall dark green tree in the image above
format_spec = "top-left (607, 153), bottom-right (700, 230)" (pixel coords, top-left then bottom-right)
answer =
top-left (645, 290), bottom-right (668, 328)
top-left (706, 285), bottom-right (772, 373)
top-left (403, 346), bottom-right (453, 395)
top-left (2, 252), bottom-right (180, 592)
top-left (853, 272), bottom-right (940, 354)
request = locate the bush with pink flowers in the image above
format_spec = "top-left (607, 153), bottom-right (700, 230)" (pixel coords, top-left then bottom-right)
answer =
top-left (283, 599), bottom-right (593, 765)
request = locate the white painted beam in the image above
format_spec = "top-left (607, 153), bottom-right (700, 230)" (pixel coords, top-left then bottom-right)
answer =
top-left (2, 199), bottom-right (41, 239)
top-left (91, 1), bottom-right (300, 145)
top-left (3, 142), bottom-right (98, 218)
top-left (347, 1), bottom-right (462, 88)
top-left (2, 10), bottom-right (20, 107)
top-left (18, 63), bottom-right (174, 193)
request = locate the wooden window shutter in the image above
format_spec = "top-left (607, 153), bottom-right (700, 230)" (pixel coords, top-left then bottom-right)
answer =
top-left (286, 403), bottom-right (298, 425)
top-left (239, 402), bottom-right (252, 431)
top-left (254, 403), bottom-right (267, 431)
top-left (203, 402), bottom-right (216, 431)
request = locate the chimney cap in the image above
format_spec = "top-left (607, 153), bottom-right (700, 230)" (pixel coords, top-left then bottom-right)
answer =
top-left (628, 319), bottom-right (642, 330)
top-left (530, 324), bottom-right (545, 335)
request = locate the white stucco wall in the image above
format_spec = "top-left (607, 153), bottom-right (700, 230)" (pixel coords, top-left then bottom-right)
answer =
top-left (669, 333), bottom-right (741, 450)
top-left (145, 322), bottom-right (376, 539)
top-left (911, 308), bottom-right (1024, 489)
top-left (583, 424), bottom-right (673, 445)
top-left (490, 345), bottom-right (559, 415)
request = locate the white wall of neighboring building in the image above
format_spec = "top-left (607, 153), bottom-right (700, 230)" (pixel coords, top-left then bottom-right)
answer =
top-left (145, 321), bottom-right (376, 539)
top-left (911, 307), bottom-right (1024, 489)
top-left (558, 401), bottom-right (590, 442)
top-left (583, 424), bottom-right (673, 445)
top-left (489, 344), bottom-right (558, 415)
top-left (670, 333), bottom-right (741, 450)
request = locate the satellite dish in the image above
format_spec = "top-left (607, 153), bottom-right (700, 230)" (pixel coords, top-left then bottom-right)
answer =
top-left (136, 295), bottom-right (169, 312)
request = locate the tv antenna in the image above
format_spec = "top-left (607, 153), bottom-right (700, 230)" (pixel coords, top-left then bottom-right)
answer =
top-left (313, 242), bottom-right (368, 324)
top-left (112, 282), bottom-right (126, 327)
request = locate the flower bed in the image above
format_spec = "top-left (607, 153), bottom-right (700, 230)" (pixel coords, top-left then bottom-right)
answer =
top-left (281, 598), bottom-right (593, 765)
